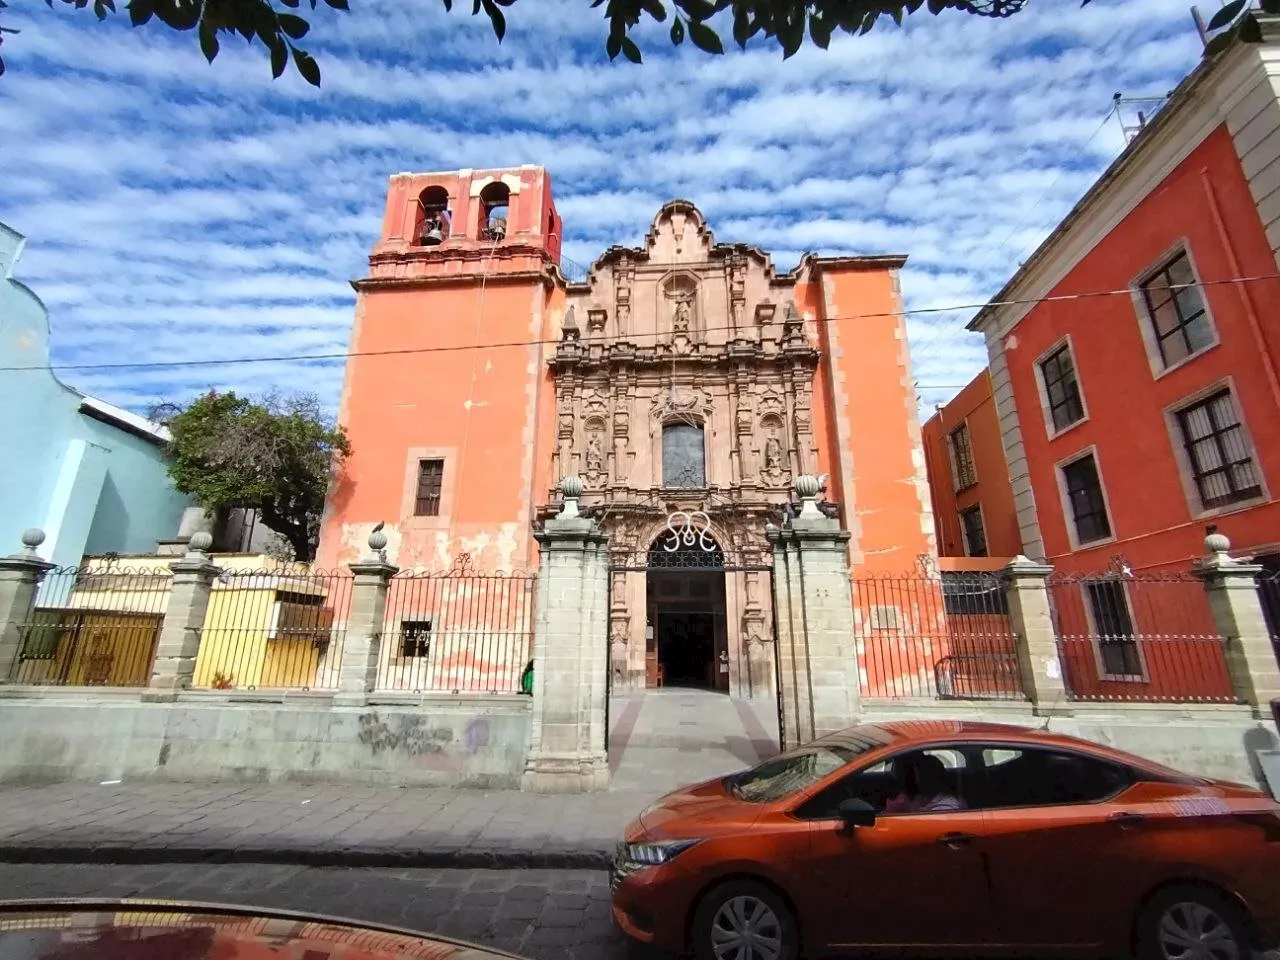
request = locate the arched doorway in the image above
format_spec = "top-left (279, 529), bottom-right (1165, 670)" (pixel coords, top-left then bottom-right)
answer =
top-left (645, 532), bottom-right (728, 691)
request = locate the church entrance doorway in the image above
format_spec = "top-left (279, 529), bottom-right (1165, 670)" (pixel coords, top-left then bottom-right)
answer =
top-left (648, 570), bottom-right (726, 691)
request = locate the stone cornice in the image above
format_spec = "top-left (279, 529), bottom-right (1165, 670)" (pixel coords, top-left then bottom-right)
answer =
top-left (352, 269), bottom-right (555, 293)
top-left (549, 340), bottom-right (820, 374)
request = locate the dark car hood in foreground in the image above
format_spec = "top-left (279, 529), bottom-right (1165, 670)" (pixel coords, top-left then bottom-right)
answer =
top-left (0, 899), bottom-right (521, 960)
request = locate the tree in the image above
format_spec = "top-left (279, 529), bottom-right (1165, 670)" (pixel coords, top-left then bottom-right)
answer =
top-left (5, 0), bottom-right (1065, 85)
top-left (155, 390), bottom-right (350, 562)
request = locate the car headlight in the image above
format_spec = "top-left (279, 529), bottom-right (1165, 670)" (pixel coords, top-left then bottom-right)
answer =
top-left (624, 839), bottom-right (700, 866)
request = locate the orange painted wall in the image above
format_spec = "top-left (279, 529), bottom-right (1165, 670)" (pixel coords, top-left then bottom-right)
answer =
top-left (921, 371), bottom-right (1021, 559)
top-left (1002, 123), bottom-right (1280, 575)
top-left (816, 264), bottom-right (935, 574)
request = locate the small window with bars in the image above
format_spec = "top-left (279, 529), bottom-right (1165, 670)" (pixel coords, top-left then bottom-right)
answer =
top-left (1085, 580), bottom-right (1142, 678)
top-left (949, 422), bottom-right (977, 491)
top-left (959, 504), bottom-right (988, 557)
top-left (414, 459), bottom-right (444, 516)
top-left (1175, 389), bottom-right (1262, 510)
top-left (1039, 343), bottom-right (1085, 433)
top-left (1137, 251), bottom-right (1214, 368)
top-left (1061, 453), bottom-right (1112, 546)
top-left (401, 619), bottom-right (432, 659)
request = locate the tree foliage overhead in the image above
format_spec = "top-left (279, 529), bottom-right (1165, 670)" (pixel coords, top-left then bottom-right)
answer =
top-left (7, 0), bottom-right (1070, 85)
top-left (155, 390), bottom-right (349, 563)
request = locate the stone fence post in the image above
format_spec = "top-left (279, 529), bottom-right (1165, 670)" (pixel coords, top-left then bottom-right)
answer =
top-left (150, 532), bottom-right (221, 692)
top-left (337, 528), bottom-right (399, 702)
top-left (0, 530), bottom-right (55, 682)
top-left (523, 477), bottom-right (611, 793)
top-left (768, 475), bottom-right (860, 750)
top-left (1195, 531), bottom-right (1280, 711)
top-left (1002, 555), bottom-right (1067, 708)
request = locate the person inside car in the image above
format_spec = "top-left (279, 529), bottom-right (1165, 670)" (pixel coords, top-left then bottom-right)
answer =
top-left (883, 754), bottom-right (966, 813)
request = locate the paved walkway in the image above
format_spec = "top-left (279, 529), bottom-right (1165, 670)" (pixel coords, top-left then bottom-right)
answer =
top-left (0, 691), bottom-right (777, 868)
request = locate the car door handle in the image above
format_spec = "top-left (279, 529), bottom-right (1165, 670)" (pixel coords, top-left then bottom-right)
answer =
top-left (1110, 812), bottom-right (1146, 829)
top-left (938, 832), bottom-right (976, 849)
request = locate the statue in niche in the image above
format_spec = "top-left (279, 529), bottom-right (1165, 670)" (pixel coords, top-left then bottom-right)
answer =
top-left (672, 295), bottom-right (692, 333)
top-left (764, 432), bottom-right (783, 472)
top-left (585, 429), bottom-right (605, 473)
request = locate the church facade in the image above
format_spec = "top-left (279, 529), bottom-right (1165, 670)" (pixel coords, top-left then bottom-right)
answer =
top-left (317, 165), bottom-right (935, 700)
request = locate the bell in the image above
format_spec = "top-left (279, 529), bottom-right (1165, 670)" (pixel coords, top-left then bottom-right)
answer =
top-left (422, 226), bottom-right (444, 246)
top-left (487, 216), bottom-right (507, 241)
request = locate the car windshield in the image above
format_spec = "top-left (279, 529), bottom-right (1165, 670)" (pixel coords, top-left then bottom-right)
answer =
top-left (727, 725), bottom-right (893, 802)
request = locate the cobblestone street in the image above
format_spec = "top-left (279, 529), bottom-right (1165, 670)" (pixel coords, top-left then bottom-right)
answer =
top-left (0, 862), bottom-right (637, 960)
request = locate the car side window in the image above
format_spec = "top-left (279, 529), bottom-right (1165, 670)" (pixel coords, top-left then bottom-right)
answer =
top-left (974, 744), bottom-right (1132, 810)
top-left (795, 747), bottom-right (973, 820)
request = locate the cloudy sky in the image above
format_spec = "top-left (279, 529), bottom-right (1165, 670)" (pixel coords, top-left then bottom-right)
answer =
top-left (0, 0), bottom-right (1204, 420)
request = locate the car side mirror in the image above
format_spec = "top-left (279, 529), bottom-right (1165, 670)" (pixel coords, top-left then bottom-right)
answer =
top-left (837, 798), bottom-right (877, 831)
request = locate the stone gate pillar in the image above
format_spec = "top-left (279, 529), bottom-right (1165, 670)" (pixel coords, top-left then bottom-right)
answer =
top-left (769, 476), bottom-right (860, 750)
top-left (150, 532), bottom-right (221, 692)
top-left (0, 530), bottom-right (55, 681)
top-left (523, 477), bottom-right (611, 793)
top-left (1003, 555), bottom-right (1067, 707)
top-left (337, 528), bottom-right (399, 702)
top-left (1195, 531), bottom-right (1280, 710)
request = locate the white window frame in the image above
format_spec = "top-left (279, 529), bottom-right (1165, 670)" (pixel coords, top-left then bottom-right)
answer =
top-left (1054, 446), bottom-right (1117, 552)
top-left (1033, 334), bottom-right (1089, 439)
top-left (1163, 377), bottom-right (1270, 520)
top-left (958, 502), bottom-right (988, 558)
top-left (1129, 241), bottom-right (1220, 379)
top-left (1079, 579), bottom-right (1149, 683)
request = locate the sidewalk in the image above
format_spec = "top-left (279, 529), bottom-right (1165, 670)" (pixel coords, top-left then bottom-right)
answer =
top-left (0, 691), bottom-right (778, 869)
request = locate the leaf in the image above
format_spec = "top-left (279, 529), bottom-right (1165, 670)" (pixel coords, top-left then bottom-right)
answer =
top-left (481, 0), bottom-right (505, 40)
top-left (322, 0), bottom-right (347, 10)
top-left (1261, 0), bottom-right (1280, 13)
top-left (621, 35), bottom-right (641, 61)
top-left (1203, 29), bottom-right (1233, 55)
top-left (269, 36), bottom-right (287, 76)
top-left (1238, 11), bottom-right (1263, 41)
top-left (198, 18), bottom-right (218, 60)
top-left (127, 0), bottom-right (154, 25)
top-left (687, 18), bottom-right (722, 53)
top-left (669, 16), bottom-right (683, 43)
top-left (808, 12), bottom-right (833, 49)
top-left (606, 30), bottom-right (621, 58)
top-left (278, 12), bottom-right (308, 36)
top-left (1206, 0), bottom-right (1245, 32)
top-left (293, 45), bottom-right (320, 85)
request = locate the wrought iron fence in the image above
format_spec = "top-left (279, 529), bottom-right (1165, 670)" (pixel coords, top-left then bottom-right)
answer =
top-left (1047, 569), bottom-right (1236, 703)
top-left (1256, 566), bottom-right (1280, 669)
top-left (850, 569), bottom-right (1025, 701)
top-left (378, 557), bottom-right (536, 694)
top-left (10, 565), bottom-right (172, 686)
top-left (192, 568), bottom-right (352, 691)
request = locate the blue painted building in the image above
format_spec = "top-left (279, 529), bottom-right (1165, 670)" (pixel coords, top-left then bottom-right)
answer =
top-left (0, 222), bottom-right (191, 568)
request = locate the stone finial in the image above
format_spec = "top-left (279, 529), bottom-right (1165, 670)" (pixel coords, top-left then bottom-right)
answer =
top-left (187, 531), bottom-right (213, 554)
top-left (20, 529), bottom-right (45, 556)
top-left (368, 524), bottom-right (388, 553)
top-left (558, 476), bottom-right (584, 519)
top-left (1205, 527), bottom-right (1231, 560)
top-left (794, 475), bottom-right (823, 518)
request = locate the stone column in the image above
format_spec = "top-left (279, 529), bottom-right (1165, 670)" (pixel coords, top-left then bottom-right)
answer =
top-left (768, 476), bottom-right (860, 750)
top-left (0, 530), bottom-right (55, 682)
top-left (523, 477), bottom-right (611, 793)
top-left (337, 528), bottom-right (399, 702)
top-left (1195, 531), bottom-right (1280, 710)
top-left (150, 532), bottom-right (221, 692)
top-left (1003, 555), bottom-right (1067, 707)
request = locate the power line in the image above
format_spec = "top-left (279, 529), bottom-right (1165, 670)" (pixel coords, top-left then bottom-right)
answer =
top-left (7, 272), bottom-right (1279, 375)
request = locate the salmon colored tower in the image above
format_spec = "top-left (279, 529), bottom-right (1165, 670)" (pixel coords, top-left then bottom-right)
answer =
top-left (316, 166), bottom-right (565, 572)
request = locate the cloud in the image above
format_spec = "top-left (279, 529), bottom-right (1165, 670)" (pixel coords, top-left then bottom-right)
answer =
top-left (0, 0), bottom-right (1202, 422)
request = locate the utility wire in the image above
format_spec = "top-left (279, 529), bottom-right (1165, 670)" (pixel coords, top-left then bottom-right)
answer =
top-left (7, 272), bottom-right (1279, 375)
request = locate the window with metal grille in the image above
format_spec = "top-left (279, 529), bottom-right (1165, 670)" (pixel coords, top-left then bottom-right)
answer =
top-left (662, 424), bottom-right (706, 488)
top-left (414, 459), bottom-right (444, 516)
top-left (1084, 581), bottom-right (1141, 677)
top-left (949, 422), bottom-right (977, 491)
top-left (941, 572), bottom-right (1008, 615)
top-left (959, 504), bottom-right (988, 557)
top-left (1062, 454), bottom-right (1111, 545)
top-left (1176, 389), bottom-right (1261, 510)
top-left (1138, 252), bottom-right (1214, 368)
top-left (1039, 344), bottom-right (1085, 432)
top-left (401, 619), bottom-right (431, 658)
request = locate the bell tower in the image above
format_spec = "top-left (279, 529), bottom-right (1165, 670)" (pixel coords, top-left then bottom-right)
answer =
top-left (316, 166), bottom-right (566, 571)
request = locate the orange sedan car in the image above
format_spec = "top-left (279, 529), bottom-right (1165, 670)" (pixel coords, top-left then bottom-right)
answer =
top-left (610, 721), bottom-right (1280, 960)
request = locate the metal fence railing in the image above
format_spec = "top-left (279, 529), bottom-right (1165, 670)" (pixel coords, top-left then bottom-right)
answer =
top-left (1048, 569), bottom-right (1236, 703)
top-left (192, 568), bottom-right (352, 691)
top-left (377, 560), bottom-right (536, 694)
top-left (10, 566), bottom-right (172, 686)
top-left (1257, 566), bottom-right (1280, 670)
top-left (851, 570), bottom-right (1025, 701)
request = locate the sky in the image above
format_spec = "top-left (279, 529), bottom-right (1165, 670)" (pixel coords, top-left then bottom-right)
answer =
top-left (0, 0), bottom-right (1206, 421)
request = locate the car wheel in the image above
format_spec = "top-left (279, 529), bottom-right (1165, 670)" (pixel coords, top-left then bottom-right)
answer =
top-left (1137, 885), bottom-right (1251, 960)
top-left (691, 879), bottom-right (799, 960)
